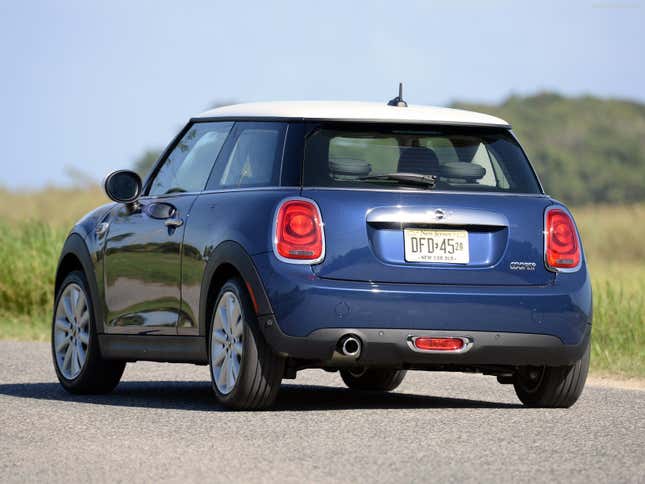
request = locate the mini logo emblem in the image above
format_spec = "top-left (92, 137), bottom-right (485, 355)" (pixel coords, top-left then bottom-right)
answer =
top-left (434, 209), bottom-right (445, 220)
top-left (510, 261), bottom-right (536, 271)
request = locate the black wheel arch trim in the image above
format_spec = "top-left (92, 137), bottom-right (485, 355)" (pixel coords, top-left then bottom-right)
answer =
top-left (55, 232), bottom-right (105, 334)
top-left (199, 241), bottom-right (274, 337)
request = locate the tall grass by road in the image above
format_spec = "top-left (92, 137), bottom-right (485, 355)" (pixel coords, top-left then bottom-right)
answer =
top-left (571, 204), bottom-right (645, 377)
top-left (0, 188), bottom-right (643, 377)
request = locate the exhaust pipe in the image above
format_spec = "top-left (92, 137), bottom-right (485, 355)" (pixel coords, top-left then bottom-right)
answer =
top-left (338, 335), bottom-right (362, 358)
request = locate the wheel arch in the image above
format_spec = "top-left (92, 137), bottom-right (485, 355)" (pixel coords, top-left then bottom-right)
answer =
top-left (55, 233), bottom-right (105, 334)
top-left (199, 241), bottom-right (274, 338)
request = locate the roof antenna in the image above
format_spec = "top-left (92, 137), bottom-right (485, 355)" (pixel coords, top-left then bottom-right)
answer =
top-left (387, 82), bottom-right (408, 107)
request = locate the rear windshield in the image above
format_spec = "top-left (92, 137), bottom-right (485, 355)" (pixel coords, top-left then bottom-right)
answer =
top-left (303, 124), bottom-right (542, 193)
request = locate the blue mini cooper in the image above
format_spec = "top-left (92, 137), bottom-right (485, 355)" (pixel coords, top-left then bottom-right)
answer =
top-left (51, 98), bottom-right (591, 409)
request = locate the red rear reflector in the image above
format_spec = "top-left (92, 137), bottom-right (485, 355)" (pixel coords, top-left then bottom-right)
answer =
top-left (545, 208), bottom-right (581, 271)
top-left (414, 337), bottom-right (465, 351)
top-left (275, 199), bottom-right (324, 262)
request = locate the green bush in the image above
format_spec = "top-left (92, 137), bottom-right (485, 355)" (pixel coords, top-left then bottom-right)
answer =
top-left (453, 93), bottom-right (645, 205)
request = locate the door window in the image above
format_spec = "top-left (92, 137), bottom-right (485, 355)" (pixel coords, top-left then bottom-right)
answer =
top-left (148, 122), bottom-right (233, 196)
top-left (208, 122), bottom-right (286, 189)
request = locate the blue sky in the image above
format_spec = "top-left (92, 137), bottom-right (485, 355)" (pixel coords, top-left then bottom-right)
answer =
top-left (0, 0), bottom-right (643, 188)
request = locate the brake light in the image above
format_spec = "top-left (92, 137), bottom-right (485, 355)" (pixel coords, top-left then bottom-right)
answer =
top-left (545, 208), bottom-right (581, 271)
top-left (413, 337), bottom-right (465, 351)
top-left (274, 199), bottom-right (324, 263)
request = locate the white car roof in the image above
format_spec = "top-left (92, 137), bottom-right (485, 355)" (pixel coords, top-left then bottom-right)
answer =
top-left (194, 101), bottom-right (510, 128)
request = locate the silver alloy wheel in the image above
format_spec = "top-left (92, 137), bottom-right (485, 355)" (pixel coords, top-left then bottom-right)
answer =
top-left (53, 283), bottom-right (90, 380)
top-left (210, 291), bottom-right (244, 395)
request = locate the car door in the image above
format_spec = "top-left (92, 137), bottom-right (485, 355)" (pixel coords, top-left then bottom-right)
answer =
top-left (178, 121), bottom-right (288, 334)
top-left (102, 121), bottom-right (233, 334)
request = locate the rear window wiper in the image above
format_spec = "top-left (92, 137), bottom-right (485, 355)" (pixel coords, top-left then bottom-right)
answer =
top-left (357, 172), bottom-right (437, 189)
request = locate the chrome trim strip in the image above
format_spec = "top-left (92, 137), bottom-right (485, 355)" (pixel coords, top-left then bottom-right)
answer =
top-left (366, 206), bottom-right (508, 227)
top-left (137, 186), bottom-right (299, 202)
top-left (272, 196), bottom-right (326, 265)
top-left (543, 205), bottom-right (583, 273)
top-left (406, 336), bottom-right (474, 354)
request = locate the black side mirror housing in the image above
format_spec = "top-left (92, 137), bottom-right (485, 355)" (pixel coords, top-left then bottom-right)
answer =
top-left (104, 170), bottom-right (142, 204)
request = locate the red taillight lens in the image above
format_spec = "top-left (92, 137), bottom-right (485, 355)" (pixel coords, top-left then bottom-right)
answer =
top-left (545, 208), bottom-right (581, 271)
top-left (275, 199), bottom-right (324, 262)
top-left (414, 337), bottom-right (465, 351)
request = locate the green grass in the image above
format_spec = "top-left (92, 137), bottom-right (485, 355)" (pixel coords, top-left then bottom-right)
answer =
top-left (0, 311), bottom-right (50, 342)
top-left (0, 220), bottom-right (67, 316)
top-left (587, 264), bottom-right (644, 377)
top-left (0, 219), bottom-right (65, 342)
top-left (0, 193), bottom-right (643, 378)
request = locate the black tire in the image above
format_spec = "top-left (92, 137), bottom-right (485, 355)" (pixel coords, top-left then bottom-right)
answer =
top-left (340, 368), bottom-right (407, 392)
top-left (513, 342), bottom-right (590, 408)
top-left (208, 278), bottom-right (284, 410)
top-left (51, 271), bottom-right (125, 394)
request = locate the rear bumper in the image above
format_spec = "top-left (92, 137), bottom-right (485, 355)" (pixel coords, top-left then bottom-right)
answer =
top-left (259, 316), bottom-right (591, 368)
top-left (253, 253), bottom-right (592, 347)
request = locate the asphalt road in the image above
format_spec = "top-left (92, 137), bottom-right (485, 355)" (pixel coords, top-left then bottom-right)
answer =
top-left (0, 342), bottom-right (643, 483)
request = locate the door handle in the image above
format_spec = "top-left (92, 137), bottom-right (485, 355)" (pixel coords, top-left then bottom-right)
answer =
top-left (164, 218), bottom-right (184, 228)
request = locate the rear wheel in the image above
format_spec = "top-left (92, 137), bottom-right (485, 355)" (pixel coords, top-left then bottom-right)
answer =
top-left (208, 279), bottom-right (284, 410)
top-left (513, 343), bottom-right (590, 408)
top-left (340, 368), bottom-right (407, 392)
top-left (52, 271), bottom-right (125, 394)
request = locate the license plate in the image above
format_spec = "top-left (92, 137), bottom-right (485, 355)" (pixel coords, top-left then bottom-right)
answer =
top-left (404, 229), bottom-right (469, 264)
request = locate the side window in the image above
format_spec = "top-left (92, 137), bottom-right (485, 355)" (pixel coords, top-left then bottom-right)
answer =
top-left (208, 122), bottom-right (286, 189)
top-left (148, 122), bottom-right (233, 196)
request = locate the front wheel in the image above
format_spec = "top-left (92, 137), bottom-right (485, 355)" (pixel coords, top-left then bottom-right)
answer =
top-left (340, 368), bottom-right (407, 392)
top-left (208, 279), bottom-right (284, 410)
top-left (513, 343), bottom-right (590, 408)
top-left (52, 271), bottom-right (125, 394)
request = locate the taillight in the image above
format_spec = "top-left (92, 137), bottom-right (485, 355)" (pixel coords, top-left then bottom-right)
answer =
top-left (274, 198), bottom-right (324, 263)
top-left (545, 207), bottom-right (581, 271)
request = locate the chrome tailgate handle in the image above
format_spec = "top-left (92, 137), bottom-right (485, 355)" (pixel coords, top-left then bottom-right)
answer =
top-left (366, 207), bottom-right (508, 227)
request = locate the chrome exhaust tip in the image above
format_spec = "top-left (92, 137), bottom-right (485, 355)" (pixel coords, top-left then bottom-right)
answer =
top-left (338, 335), bottom-right (362, 358)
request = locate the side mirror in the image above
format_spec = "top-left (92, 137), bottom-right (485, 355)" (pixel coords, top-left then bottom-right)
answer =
top-left (104, 170), bottom-right (142, 204)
